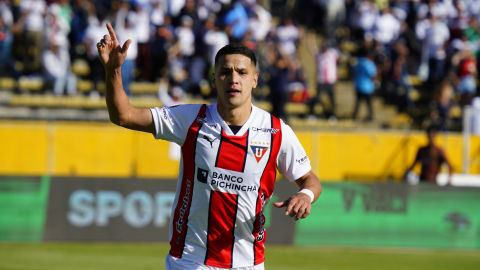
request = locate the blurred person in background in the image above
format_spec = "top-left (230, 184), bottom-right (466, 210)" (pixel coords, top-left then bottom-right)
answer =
top-left (83, 9), bottom-right (110, 97)
top-left (247, 3), bottom-right (271, 43)
top-left (452, 49), bottom-right (477, 108)
top-left (223, 0), bottom-right (249, 43)
top-left (42, 35), bottom-right (77, 96)
top-left (20, 0), bottom-right (47, 73)
top-left (308, 36), bottom-right (338, 119)
top-left (352, 0), bottom-right (378, 41)
top-left (165, 0), bottom-right (185, 24)
top-left (129, 1), bottom-right (151, 81)
top-left (416, 11), bottom-right (450, 86)
top-left (150, 0), bottom-right (165, 29)
top-left (0, 12), bottom-right (20, 83)
top-left (203, 15), bottom-right (229, 67)
top-left (276, 15), bottom-right (301, 58)
top-left (150, 15), bottom-right (174, 81)
top-left (175, 15), bottom-right (195, 59)
top-left (267, 46), bottom-right (290, 122)
top-left (373, 6), bottom-right (401, 56)
top-left (320, 0), bottom-right (345, 41)
top-left (0, 0), bottom-right (13, 28)
top-left (405, 125), bottom-right (453, 184)
top-left (115, 2), bottom-right (138, 95)
top-left (352, 49), bottom-right (377, 121)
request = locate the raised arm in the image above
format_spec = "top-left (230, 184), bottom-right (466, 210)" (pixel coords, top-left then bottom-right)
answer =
top-left (97, 23), bottom-right (154, 134)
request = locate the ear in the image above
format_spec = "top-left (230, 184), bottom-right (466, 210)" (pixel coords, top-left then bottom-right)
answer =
top-left (252, 72), bottom-right (259, 89)
top-left (212, 73), bottom-right (216, 88)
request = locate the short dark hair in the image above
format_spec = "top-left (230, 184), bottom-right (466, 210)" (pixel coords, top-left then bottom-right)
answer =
top-left (214, 44), bottom-right (257, 67)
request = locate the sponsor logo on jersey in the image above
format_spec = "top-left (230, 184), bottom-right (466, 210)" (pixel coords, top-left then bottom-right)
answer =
top-left (256, 192), bottom-right (267, 242)
top-left (176, 180), bottom-right (191, 233)
top-left (251, 127), bottom-right (279, 134)
top-left (210, 172), bottom-right (257, 192)
top-left (197, 167), bottom-right (209, 183)
top-left (296, 155), bottom-right (308, 165)
top-left (202, 135), bottom-right (217, 148)
top-left (250, 143), bottom-right (269, 163)
top-left (162, 108), bottom-right (168, 120)
top-left (197, 117), bottom-right (208, 123)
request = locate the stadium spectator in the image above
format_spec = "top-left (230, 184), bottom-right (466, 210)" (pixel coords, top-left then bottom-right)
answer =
top-left (150, 0), bottom-right (165, 28)
top-left (267, 45), bottom-right (290, 122)
top-left (175, 15), bottom-right (195, 58)
top-left (223, 0), bottom-right (249, 42)
top-left (165, 0), bottom-right (185, 21)
top-left (0, 10), bottom-right (20, 82)
top-left (20, 0), bottom-right (47, 73)
top-left (115, 3), bottom-right (137, 95)
top-left (308, 36), bottom-right (339, 119)
top-left (129, 2), bottom-right (151, 81)
top-left (83, 10), bottom-right (110, 97)
top-left (416, 12), bottom-right (450, 86)
top-left (320, 0), bottom-right (346, 40)
top-left (353, 0), bottom-right (378, 40)
top-left (452, 50), bottom-right (477, 108)
top-left (150, 15), bottom-right (173, 81)
top-left (405, 125), bottom-right (453, 184)
top-left (373, 7), bottom-right (401, 49)
top-left (0, 0), bottom-right (14, 28)
top-left (276, 15), bottom-right (301, 57)
top-left (42, 35), bottom-right (77, 96)
top-left (352, 49), bottom-right (377, 121)
top-left (203, 16), bottom-right (229, 67)
top-left (247, 3), bottom-right (272, 42)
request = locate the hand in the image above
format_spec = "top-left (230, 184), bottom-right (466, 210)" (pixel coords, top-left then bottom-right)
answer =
top-left (273, 193), bottom-right (311, 221)
top-left (97, 23), bottom-right (132, 72)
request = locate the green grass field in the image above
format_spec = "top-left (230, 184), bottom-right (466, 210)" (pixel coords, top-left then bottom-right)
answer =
top-left (0, 243), bottom-right (479, 270)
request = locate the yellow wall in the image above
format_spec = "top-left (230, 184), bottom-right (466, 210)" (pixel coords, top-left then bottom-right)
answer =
top-left (0, 121), bottom-right (474, 181)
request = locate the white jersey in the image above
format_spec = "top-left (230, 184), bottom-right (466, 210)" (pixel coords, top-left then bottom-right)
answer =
top-left (150, 104), bottom-right (311, 268)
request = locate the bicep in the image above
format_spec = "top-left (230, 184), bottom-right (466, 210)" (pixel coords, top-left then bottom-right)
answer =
top-left (125, 107), bottom-right (155, 134)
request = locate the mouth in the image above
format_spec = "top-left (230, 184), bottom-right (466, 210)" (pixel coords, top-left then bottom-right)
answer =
top-left (227, 89), bottom-right (241, 95)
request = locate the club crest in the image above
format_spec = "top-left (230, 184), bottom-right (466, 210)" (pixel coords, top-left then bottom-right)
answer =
top-left (250, 143), bottom-right (269, 163)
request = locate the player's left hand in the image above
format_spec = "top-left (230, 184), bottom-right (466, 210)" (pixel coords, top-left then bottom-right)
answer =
top-left (273, 193), bottom-right (311, 221)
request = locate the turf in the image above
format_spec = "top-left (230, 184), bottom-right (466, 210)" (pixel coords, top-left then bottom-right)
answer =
top-left (0, 243), bottom-right (479, 270)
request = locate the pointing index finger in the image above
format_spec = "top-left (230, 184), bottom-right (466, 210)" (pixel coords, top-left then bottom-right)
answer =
top-left (106, 23), bottom-right (117, 42)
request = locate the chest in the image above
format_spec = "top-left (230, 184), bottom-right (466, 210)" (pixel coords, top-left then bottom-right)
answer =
top-left (191, 123), bottom-right (278, 187)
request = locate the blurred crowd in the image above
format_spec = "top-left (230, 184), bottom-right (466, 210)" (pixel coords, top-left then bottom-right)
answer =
top-left (0, 0), bottom-right (310, 120)
top-left (2, 0), bottom-right (480, 128)
top-left (308, 0), bottom-right (480, 128)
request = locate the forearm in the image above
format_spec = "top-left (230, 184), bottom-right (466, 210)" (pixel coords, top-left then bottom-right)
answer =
top-left (296, 171), bottom-right (322, 203)
top-left (105, 68), bottom-right (133, 126)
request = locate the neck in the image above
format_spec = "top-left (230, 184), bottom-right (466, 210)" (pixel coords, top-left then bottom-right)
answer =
top-left (217, 102), bottom-right (252, 126)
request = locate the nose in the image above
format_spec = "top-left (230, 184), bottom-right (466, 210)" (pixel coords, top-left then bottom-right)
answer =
top-left (229, 71), bottom-right (239, 84)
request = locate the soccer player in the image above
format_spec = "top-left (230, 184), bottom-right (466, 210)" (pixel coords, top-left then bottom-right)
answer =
top-left (96, 23), bottom-right (322, 270)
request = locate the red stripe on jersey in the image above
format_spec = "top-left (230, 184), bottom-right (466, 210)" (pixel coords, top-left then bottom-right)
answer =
top-left (169, 104), bottom-right (207, 258)
top-left (252, 116), bottom-right (282, 265)
top-left (215, 130), bottom-right (249, 172)
top-left (205, 190), bottom-right (239, 268)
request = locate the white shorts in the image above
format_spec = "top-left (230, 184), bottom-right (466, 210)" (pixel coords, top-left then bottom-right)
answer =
top-left (166, 255), bottom-right (265, 270)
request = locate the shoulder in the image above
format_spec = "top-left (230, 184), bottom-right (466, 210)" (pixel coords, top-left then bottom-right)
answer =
top-left (153, 103), bottom-right (205, 120)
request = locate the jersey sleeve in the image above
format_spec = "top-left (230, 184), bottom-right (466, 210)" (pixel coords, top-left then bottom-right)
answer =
top-left (276, 121), bottom-right (312, 182)
top-left (150, 104), bottom-right (202, 145)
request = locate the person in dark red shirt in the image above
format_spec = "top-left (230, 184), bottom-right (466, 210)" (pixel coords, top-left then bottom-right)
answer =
top-left (406, 126), bottom-right (453, 183)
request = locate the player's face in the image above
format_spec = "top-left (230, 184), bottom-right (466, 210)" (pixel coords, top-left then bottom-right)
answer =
top-left (213, 54), bottom-right (258, 110)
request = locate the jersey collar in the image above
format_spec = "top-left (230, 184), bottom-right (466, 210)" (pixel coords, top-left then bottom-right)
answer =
top-left (211, 103), bottom-right (257, 136)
